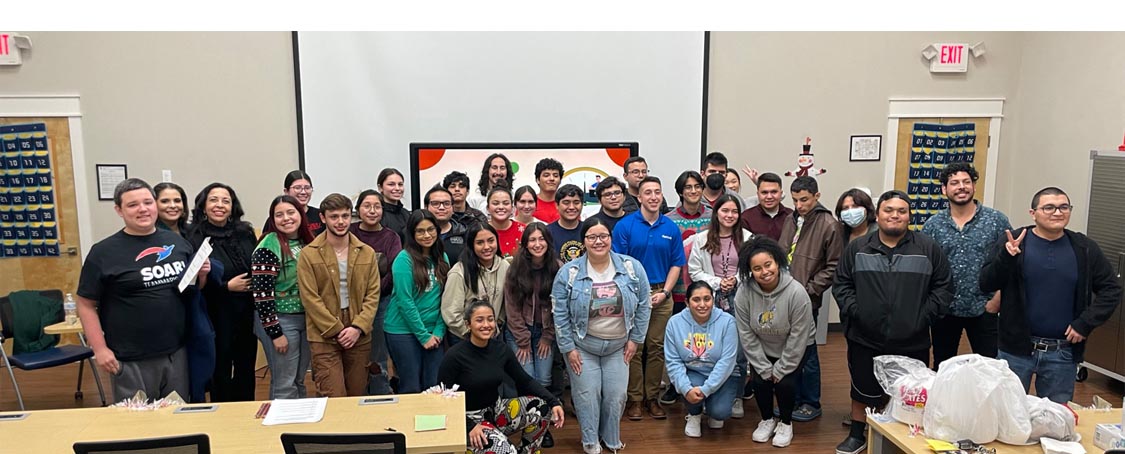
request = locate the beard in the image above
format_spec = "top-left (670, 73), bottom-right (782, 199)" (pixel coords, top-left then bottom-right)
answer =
top-left (881, 224), bottom-right (907, 238)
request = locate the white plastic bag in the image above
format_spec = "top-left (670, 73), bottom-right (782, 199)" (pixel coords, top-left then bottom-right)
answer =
top-left (874, 355), bottom-right (935, 426)
top-left (923, 354), bottom-right (1032, 444)
top-left (1026, 395), bottom-right (1079, 443)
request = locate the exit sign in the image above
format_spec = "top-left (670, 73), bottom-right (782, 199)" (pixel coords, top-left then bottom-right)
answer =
top-left (930, 43), bottom-right (968, 73)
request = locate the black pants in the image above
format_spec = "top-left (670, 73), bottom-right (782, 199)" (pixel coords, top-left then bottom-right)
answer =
top-left (208, 299), bottom-right (258, 402)
top-left (752, 354), bottom-right (807, 424)
top-left (930, 312), bottom-right (998, 370)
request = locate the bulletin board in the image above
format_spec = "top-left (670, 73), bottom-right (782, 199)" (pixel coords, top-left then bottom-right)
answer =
top-left (0, 122), bottom-right (60, 258)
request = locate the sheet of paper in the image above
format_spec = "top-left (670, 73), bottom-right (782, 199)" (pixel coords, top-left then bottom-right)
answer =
top-left (262, 398), bottom-right (328, 426)
top-left (415, 414), bottom-right (447, 432)
top-left (178, 237), bottom-right (213, 292)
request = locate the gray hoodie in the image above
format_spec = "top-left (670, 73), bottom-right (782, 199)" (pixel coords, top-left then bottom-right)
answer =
top-left (733, 270), bottom-right (814, 380)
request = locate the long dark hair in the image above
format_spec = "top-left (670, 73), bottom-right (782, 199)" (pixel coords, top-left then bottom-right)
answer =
top-left (459, 222), bottom-right (500, 294)
top-left (506, 222), bottom-right (560, 308)
top-left (153, 182), bottom-right (190, 233)
top-left (737, 236), bottom-right (789, 285)
top-left (834, 188), bottom-right (876, 236)
top-left (191, 182), bottom-right (253, 234)
top-left (404, 210), bottom-right (450, 293)
top-left (262, 195), bottom-right (315, 260)
top-left (704, 194), bottom-right (744, 255)
top-left (477, 153), bottom-right (514, 197)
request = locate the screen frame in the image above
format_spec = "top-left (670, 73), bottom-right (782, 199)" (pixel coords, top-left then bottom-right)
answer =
top-left (409, 141), bottom-right (639, 211)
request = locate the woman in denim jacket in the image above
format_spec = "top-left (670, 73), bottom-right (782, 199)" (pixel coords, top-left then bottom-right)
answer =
top-left (553, 217), bottom-right (651, 454)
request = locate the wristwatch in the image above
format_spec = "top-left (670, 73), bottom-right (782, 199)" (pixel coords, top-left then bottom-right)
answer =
top-left (661, 289), bottom-right (672, 299)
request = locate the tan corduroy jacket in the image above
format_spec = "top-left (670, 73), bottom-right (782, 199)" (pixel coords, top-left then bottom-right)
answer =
top-left (297, 232), bottom-right (380, 344)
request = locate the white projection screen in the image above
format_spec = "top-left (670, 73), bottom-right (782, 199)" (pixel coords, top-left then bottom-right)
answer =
top-left (295, 32), bottom-right (706, 209)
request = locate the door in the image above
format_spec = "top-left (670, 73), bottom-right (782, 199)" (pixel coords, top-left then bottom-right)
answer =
top-left (0, 117), bottom-right (84, 347)
top-left (893, 117), bottom-right (991, 231)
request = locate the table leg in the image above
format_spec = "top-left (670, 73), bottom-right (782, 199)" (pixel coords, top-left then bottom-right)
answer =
top-left (867, 424), bottom-right (901, 454)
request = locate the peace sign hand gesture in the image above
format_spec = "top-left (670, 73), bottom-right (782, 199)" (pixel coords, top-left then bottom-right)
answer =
top-left (1004, 229), bottom-right (1027, 256)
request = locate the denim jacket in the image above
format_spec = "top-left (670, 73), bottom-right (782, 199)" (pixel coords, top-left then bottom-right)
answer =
top-left (552, 252), bottom-right (651, 354)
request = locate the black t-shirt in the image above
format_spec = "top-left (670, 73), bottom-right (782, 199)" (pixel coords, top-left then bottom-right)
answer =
top-left (438, 338), bottom-right (560, 415)
top-left (305, 206), bottom-right (326, 236)
top-left (77, 229), bottom-right (194, 361)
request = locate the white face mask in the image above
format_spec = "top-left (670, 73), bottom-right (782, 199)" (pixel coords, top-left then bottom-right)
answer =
top-left (840, 207), bottom-right (867, 228)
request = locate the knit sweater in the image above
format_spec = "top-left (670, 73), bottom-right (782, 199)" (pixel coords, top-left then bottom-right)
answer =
top-left (251, 232), bottom-right (306, 339)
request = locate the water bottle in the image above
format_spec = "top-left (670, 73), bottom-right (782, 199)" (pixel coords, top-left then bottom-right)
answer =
top-left (64, 293), bottom-right (78, 325)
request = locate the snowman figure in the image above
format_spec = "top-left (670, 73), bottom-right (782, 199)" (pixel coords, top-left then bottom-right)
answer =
top-left (785, 137), bottom-right (827, 178)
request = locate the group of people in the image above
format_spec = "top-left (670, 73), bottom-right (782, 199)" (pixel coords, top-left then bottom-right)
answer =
top-left (76, 151), bottom-right (1121, 454)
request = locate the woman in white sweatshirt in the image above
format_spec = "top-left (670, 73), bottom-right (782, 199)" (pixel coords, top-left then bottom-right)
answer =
top-left (732, 236), bottom-right (814, 448)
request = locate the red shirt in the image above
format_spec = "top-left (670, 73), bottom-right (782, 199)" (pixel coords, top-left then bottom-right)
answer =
top-left (533, 196), bottom-right (561, 224)
top-left (494, 220), bottom-right (526, 258)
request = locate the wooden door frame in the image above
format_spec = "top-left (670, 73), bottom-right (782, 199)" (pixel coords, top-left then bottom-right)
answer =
top-left (0, 94), bottom-right (93, 260)
top-left (884, 98), bottom-right (1005, 204)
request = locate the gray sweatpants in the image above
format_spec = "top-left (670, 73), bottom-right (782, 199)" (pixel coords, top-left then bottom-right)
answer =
top-left (112, 347), bottom-right (188, 403)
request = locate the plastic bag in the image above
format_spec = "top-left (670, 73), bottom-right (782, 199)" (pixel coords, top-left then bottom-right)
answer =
top-left (1026, 395), bottom-right (1079, 443)
top-left (874, 355), bottom-right (935, 426)
top-left (923, 354), bottom-right (1032, 444)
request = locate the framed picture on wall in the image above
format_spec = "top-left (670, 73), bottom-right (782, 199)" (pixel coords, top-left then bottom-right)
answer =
top-left (96, 164), bottom-right (128, 200)
top-left (849, 135), bottom-right (882, 162)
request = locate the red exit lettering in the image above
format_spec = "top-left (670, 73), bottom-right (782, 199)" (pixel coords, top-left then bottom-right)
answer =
top-left (0, 34), bottom-right (9, 56)
top-left (940, 45), bottom-right (963, 64)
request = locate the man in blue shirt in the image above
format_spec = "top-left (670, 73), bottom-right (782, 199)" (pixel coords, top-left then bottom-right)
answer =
top-left (980, 187), bottom-right (1121, 403)
top-left (547, 184), bottom-right (585, 262)
top-left (922, 163), bottom-right (1011, 369)
top-left (613, 176), bottom-right (686, 420)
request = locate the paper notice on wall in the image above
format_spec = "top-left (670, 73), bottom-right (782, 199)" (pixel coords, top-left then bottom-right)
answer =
top-left (178, 237), bottom-right (212, 292)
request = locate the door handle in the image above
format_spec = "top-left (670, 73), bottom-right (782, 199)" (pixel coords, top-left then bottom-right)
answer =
top-left (66, 247), bottom-right (78, 256)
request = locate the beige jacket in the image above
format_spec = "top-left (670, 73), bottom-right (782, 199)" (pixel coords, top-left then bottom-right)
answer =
top-left (440, 258), bottom-right (509, 339)
top-left (297, 232), bottom-right (380, 344)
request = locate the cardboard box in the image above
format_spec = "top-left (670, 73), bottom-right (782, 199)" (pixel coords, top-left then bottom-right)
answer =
top-left (1094, 423), bottom-right (1125, 451)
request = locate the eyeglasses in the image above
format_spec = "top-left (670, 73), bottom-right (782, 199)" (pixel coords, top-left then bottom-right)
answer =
top-left (428, 201), bottom-right (452, 208)
top-left (584, 233), bottom-right (611, 243)
top-left (1037, 204), bottom-right (1072, 214)
top-left (683, 184), bottom-right (703, 192)
top-left (627, 169), bottom-right (649, 176)
top-left (600, 190), bottom-right (623, 199)
top-left (289, 185), bottom-right (313, 193)
top-left (414, 226), bottom-right (438, 236)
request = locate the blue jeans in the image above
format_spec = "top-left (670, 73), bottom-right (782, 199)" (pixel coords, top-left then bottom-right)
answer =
top-left (683, 370), bottom-right (741, 420)
top-left (794, 343), bottom-right (821, 408)
top-left (505, 324), bottom-right (553, 387)
top-left (385, 333), bottom-right (444, 394)
top-left (999, 342), bottom-right (1076, 404)
top-left (252, 312), bottom-right (311, 399)
top-left (569, 334), bottom-right (628, 451)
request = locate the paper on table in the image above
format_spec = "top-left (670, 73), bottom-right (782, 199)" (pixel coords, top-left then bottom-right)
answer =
top-left (262, 398), bottom-right (328, 426)
top-left (178, 237), bottom-right (213, 292)
top-left (415, 414), bottom-right (447, 432)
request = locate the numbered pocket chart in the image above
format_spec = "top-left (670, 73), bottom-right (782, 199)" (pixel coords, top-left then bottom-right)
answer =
top-left (0, 123), bottom-right (60, 258)
top-left (907, 122), bottom-right (976, 231)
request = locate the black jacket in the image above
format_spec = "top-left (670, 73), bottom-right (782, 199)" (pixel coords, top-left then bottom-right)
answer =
top-left (833, 230), bottom-right (953, 353)
top-left (381, 201), bottom-right (411, 245)
top-left (441, 220), bottom-right (468, 268)
top-left (979, 226), bottom-right (1122, 363)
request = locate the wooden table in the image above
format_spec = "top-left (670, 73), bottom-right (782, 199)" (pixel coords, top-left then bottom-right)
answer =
top-left (868, 408), bottom-right (1121, 454)
top-left (43, 319), bottom-right (85, 336)
top-left (0, 393), bottom-right (467, 454)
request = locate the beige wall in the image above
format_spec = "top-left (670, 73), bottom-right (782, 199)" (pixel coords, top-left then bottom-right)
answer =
top-left (0, 32), bottom-right (298, 241)
top-left (708, 32), bottom-right (1026, 217)
top-left (1001, 32), bottom-right (1125, 232)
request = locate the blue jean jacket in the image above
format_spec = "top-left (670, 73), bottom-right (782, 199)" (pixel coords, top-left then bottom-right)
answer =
top-left (552, 252), bottom-right (651, 354)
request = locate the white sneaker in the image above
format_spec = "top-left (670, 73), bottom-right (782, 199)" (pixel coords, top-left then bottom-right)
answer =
top-left (752, 418), bottom-right (778, 443)
top-left (684, 414), bottom-right (702, 438)
top-left (583, 443), bottom-right (603, 454)
top-left (707, 417), bottom-right (725, 429)
top-left (772, 422), bottom-right (793, 447)
top-left (731, 398), bottom-right (744, 419)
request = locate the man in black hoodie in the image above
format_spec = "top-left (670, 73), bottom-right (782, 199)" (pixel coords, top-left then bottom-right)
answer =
top-left (980, 186), bottom-right (1121, 404)
top-left (832, 190), bottom-right (952, 454)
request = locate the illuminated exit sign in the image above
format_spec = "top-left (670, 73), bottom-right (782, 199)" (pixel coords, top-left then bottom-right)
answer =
top-left (929, 43), bottom-right (968, 73)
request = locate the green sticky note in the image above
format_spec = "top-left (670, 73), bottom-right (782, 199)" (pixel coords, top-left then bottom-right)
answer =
top-left (415, 414), bottom-right (447, 432)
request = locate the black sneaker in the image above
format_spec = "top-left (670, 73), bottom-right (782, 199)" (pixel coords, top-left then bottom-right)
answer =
top-left (542, 430), bottom-right (555, 448)
top-left (835, 435), bottom-right (867, 454)
top-left (742, 381), bottom-right (755, 400)
top-left (658, 387), bottom-right (679, 405)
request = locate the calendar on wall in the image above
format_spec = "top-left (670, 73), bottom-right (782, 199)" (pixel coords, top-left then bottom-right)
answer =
top-left (906, 122), bottom-right (977, 230)
top-left (0, 123), bottom-right (61, 257)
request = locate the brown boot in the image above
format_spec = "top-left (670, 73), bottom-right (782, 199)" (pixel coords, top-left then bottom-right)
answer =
top-left (646, 399), bottom-right (667, 419)
top-left (625, 400), bottom-right (644, 420)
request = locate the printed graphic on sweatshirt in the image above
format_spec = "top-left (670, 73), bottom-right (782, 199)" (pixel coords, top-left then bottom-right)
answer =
top-left (682, 332), bottom-right (715, 362)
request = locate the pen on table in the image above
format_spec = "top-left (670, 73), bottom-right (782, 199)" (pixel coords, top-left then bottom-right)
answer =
top-left (385, 427), bottom-right (397, 432)
top-left (255, 402), bottom-right (271, 419)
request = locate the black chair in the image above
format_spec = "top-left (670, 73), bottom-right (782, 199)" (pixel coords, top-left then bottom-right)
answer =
top-left (0, 290), bottom-right (107, 410)
top-left (281, 432), bottom-right (406, 454)
top-left (73, 434), bottom-right (210, 454)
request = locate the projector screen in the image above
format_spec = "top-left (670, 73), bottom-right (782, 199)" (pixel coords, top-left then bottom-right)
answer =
top-left (295, 32), bottom-right (706, 208)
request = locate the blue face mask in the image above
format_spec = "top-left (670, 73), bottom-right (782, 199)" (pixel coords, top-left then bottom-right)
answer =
top-left (840, 207), bottom-right (866, 228)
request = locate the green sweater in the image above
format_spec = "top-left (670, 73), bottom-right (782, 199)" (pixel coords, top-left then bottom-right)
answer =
top-left (384, 250), bottom-right (448, 343)
top-left (252, 232), bottom-right (305, 339)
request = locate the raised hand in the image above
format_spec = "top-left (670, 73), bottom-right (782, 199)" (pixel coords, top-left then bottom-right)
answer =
top-left (1004, 229), bottom-right (1027, 256)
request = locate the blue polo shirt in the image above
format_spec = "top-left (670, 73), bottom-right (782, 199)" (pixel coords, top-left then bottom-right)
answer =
top-left (921, 202), bottom-right (1011, 317)
top-left (611, 210), bottom-right (686, 285)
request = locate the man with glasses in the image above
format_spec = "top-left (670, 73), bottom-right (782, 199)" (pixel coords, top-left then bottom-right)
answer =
top-left (980, 186), bottom-right (1121, 404)
top-left (592, 176), bottom-right (629, 231)
top-left (443, 171), bottom-right (488, 228)
top-left (424, 186), bottom-right (467, 267)
top-left (613, 176), bottom-right (686, 420)
top-left (547, 184), bottom-right (586, 262)
top-left (922, 163), bottom-right (1011, 369)
top-left (621, 156), bottom-right (669, 214)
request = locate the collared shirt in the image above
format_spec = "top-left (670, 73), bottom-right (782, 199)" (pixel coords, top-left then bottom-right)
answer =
top-left (739, 204), bottom-right (793, 241)
top-left (611, 210), bottom-right (686, 285)
top-left (922, 202), bottom-right (1012, 317)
